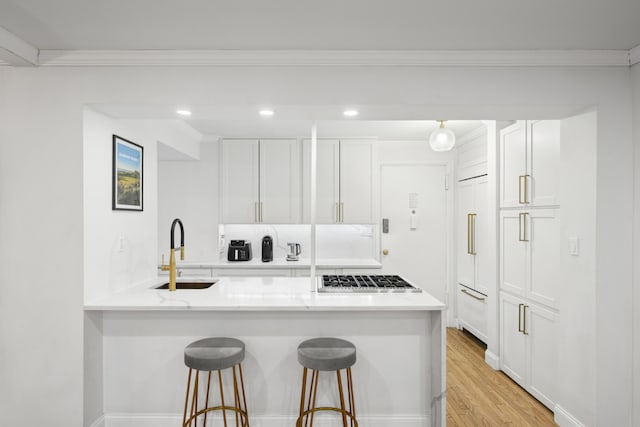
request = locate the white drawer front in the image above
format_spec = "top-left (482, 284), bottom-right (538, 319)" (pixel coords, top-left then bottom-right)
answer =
top-left (457, 284), bottom-right (488, 343)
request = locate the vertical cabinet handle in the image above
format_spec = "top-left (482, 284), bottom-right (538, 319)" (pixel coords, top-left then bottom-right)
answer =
top-left (523, 305), bottom-right (529, 335)
top-left (467, 214), bottom-right (472, 254)
top-left (471, 214), bottom-right (477, 255)
top-left (518, 212), bottom-right (529, 242)
top-left (254, 202), bottom-right (258, 223)
top-left (518, 175), bottom-right (530, 204)
top-left (518, 303), bottom-right (524, 333)
top-left (335, 203), bottom-right (339, 223)
top-left (260, 202), bottom-right (263, 223)
top-left (341, 202), bottom-right (345, 223)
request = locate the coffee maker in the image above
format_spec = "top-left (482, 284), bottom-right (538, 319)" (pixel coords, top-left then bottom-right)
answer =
top-left (261, 235), bottom-right (273, 262)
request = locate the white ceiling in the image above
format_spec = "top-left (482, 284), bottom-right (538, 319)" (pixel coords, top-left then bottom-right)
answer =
top-left (1, 0), bottom-right (639, 51)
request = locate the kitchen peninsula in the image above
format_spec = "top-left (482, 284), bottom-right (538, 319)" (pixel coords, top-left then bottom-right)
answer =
top-left (85, 276), bottom-right (446, 427)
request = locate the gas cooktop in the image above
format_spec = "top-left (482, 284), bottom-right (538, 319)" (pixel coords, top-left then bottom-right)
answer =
top-left (318, 275), bottom-right (422, 293)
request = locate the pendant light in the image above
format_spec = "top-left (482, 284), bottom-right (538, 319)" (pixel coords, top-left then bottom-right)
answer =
top-left (429, 120), bottom-right (456, 152)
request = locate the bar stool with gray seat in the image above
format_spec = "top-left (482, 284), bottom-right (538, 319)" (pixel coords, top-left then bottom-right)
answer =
top-left (182, 337), bottom-right (249, 427)
top-left (296, 337), bottom-right (358, 427)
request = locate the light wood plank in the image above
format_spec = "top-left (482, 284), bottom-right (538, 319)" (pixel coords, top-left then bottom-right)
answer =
top-left (447, 328), bottom-right (556, 426)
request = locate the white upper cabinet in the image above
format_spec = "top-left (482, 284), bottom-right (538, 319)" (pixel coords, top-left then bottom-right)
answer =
top-left (500, 208), bottom-right (560, 309)
top-left (221, 139), bottom-right (260, 224)
top-left (221, 139), bottom-right (299, 224)
top-left (302, 139), bottom-right (374, 224)
top-left (339, 141), bottom-right (374, 223)
top-left (500, 120), bottom-right (560, 208)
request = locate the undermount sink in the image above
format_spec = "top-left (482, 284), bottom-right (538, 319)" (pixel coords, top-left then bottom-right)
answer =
top-left (155, 281), bottom-right (216, 290)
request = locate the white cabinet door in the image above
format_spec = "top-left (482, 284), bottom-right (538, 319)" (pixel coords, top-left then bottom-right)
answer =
top-left (458, 284), bottom-right (488, 343)
top-left (529, 120), bottom-right (560, 207)
top-left (302, 139), bottom-right (340, 223)
top-left (457, 180), bottom-right (475, 289)
top-left (527, 209), bottom-right (560, 308)
top-left (500, 121), bottom-right (527, 208)
top-left (339, 140), bottom-right (374, 223)
top-left (500, 292), bottom-right (527, 388)
top-left (474, 177), bottom-right (490, 296)
top-left (221, 139), bottom-right (259, 223)
top-left (260, 139), bottom-right (299, 223)
top-left (500, 210), bottom-right (527, 297)
top-left (525, 302), bottom-right (557, 410)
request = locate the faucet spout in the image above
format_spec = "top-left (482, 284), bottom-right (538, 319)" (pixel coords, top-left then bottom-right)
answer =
top-left (161, 218), bottom-right (185, 291)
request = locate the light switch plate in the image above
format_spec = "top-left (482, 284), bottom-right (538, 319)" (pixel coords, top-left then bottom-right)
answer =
top-left (568, 237), bottom-right (579, 256)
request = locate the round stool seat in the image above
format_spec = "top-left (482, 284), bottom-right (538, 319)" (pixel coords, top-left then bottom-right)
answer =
top-left (297, 337), bottom-right (356, 371)
top-left (184, 337), bottom-right (245, 371)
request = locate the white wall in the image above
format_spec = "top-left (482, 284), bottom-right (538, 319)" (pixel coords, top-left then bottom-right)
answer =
top-left (556, 110), bottom-right (598, 425)
top-left (632, 63), bottom-right (640, 427)
top-left (158, 140), bottom-right (219, 263)
top-left (83, 109), bottom-right (159, 303)
top-left (0, 65), bottom-right (634, 426)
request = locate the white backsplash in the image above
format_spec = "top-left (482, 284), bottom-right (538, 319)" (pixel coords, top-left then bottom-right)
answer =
top-left (219, 224), bottom-right (378, 261)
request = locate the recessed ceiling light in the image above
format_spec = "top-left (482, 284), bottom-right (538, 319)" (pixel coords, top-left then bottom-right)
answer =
top-left (176, 109), bottom-right (192, 116)
top-left (259, 109), bottom-right (275, 117)
top-left (343, 110), bottom-right (359, 117)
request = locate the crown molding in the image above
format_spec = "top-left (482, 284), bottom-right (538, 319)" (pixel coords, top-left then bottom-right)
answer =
top-left (37, 49), bottom-right (631, 68)
top-left (630, 45), bottom-right (640, 66)
top-left (0, 26), bottom-right (38, 66)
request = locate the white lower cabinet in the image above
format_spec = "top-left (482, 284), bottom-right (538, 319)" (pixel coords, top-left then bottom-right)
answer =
top-left (457, 284), bottom-right (488, 343)
top-left (500, 291), bottom-right (557, 410)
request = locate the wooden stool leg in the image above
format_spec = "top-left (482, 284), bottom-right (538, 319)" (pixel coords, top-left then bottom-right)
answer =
top-left (337, 370), bottom-right (348, 427)
top-left (347, 368), bottom-right (356, 427)
top-left (183, 368), bottom-right (193, 427)
top-left (218, 370), bottom-right (228, 427)
top-left (203, 371), bottom-right (212, 427)
top-left (298, 367), bottom-right (308, 425)
top-left (238, 364), bottom-right (250, 426)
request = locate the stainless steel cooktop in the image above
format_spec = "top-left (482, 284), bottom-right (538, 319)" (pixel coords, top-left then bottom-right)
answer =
top-left (318, 274), bottom-right (422, 293)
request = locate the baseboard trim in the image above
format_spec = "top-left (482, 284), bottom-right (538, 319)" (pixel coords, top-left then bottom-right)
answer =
top-left (88, 415), bottom-right (105, 427)
top-left (103, 413), bottom-right (428, 427)
top-left (554, 404), bottom-right (586, 427)
top-left (484, 350), bottom-right (500, 370)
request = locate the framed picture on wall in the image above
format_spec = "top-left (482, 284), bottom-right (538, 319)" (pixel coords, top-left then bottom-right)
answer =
top-left (112, 135), bottom-right (143, 211)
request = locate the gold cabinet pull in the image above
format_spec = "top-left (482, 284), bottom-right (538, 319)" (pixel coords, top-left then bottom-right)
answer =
top-left (467, 214), bottom-right (472, 254)
top-left (470, 214), bottom-right (477, 255)
top-left (341, 202), bottom-right (345, 223)
top-left (518, 303), bottom-right (524, 333)
top-left (382, 249), bottom-right (389, 256)
top-left (335, 202), bottom-right (339, 223)
top-left (519, 174), bottom-right (530, 204)
top-left (523, 305), bottom-right (529, 335)
top-left (518, 212), bottom-right (529, 242)
top-left (254, 202), bottom-right (259, 223)
top-left (461, 288), bottom-right (485, 301)
top-left (260, 201), bottom-right (263, 223)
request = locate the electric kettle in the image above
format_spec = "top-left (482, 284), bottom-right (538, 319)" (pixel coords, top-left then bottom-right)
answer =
top-left (286, 242), bottom-right (301, 261)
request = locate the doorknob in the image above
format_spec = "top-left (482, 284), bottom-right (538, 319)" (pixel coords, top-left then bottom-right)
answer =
top-left (382, 249), bottom-right (389, 255)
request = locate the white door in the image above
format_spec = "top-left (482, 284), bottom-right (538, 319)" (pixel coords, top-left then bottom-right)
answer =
top-left (302, 139), bottom-right (340, 223)
top-left (500, 121), bottom-right (527, 208)
top-left (259, 139), bottom-right (299, 223)
top-left (380, 164), bottom-right (447, 303)
top-left (525, 302), bottom-right (557, 410)
top-left (340, 140), bottom-right (374, 223)
top-left (457, 179), bottom-right (475, 289)
top-left (221, 139), bottom-right (259, 223)
top-left (527, 209), bottom-right (560, 308)
top-left (500, 210), bottom-right (527, 297)
top-left (500, 292), bottom-right (527, 388)
top-left (529, 120), bottom-right (560, 207)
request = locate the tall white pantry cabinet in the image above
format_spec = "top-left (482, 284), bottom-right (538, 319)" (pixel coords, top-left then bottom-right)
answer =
top-left (499, 120), bottom-right (560, 410)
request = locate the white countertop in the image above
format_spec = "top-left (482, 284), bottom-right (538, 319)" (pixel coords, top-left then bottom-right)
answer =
top-left (169, 258), bottom-right (382, 270)
top-left (85, 276), bottom-right (445, 312)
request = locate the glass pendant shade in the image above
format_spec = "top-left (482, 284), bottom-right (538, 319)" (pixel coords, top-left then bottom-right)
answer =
top-left (429, 121), bottom-right (456, 152)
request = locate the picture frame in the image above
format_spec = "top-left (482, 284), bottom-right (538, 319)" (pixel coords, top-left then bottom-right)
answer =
top-left (112, 135), bottom-right (143, 211)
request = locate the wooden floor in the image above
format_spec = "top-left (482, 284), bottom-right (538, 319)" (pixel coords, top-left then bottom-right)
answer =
top-left (446, 328), bottom-right (556, 426)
